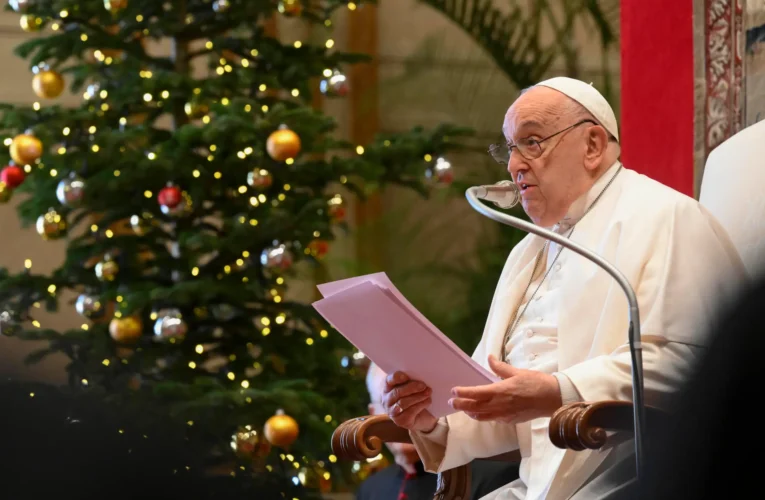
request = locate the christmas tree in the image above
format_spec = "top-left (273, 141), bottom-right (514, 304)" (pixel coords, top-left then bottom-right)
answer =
top-left (0, 0), bottom-right (469, 497)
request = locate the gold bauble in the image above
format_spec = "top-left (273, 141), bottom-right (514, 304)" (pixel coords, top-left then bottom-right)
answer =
top-left (231, 425), bottom-right (271, 461)
top-left (36, 209), bottom-right (67, 240)
top-left (266, 127), bottom-right (301, 162)
top-left (95, 257), bottom-right (119, 282)
top-left (0, 182), bottom-right (12, 204)
top-left (278, 0), bottom-right (303, 16)
top-left (109, 316), bottom-right (143, 344)
top-left (20, 15), bottom-right (42, 32)
top-left (32, 70), bottom-right (65, 99)
top-left (184, 102), bottom-right (209, 119)
top-left (264, 411), bottom-right (299, 448)
top-left (10, 134), bottom-right (43, 166)
top-left (104, 0), bottom-right (128, 13)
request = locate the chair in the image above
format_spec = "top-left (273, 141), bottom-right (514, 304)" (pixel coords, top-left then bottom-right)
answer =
top-left (331, 119), bottom-right (765, 500)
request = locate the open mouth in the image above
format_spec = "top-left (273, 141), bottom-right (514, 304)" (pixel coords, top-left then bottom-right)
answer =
top-left (520, 183), bottom-right (536, 193)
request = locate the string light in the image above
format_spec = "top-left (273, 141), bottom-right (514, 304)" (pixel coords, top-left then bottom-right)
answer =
top-left (325, 39), bottom-right (335, 49)
top-left (227, 372), bottom-right (235, 381)
top-left (214, 172), bottom-right (222, 179)
top-left (348, 2), bottom-right (357, 9)
top-left (90, 224), bottom-right (98, 232)
top-left (206, 41), bottom-right (214, 49)
top-left (191, 267), bottom-right (199, 276)
top-left (356, 146), bottom-right (364, 155)
top-left (143, 93), bottom-right (153, 102)
top-left (216, 67), bottom-right (225, 75)
top-left (285, 158), bottom-right (294, 165)
top-left (136, 14), bottom-right (144, 21)
top-left (24, 165), bottom-right (32, 173)
top-left (221, 97), bottom-right (230, 105)
top-left (49, 169), bottom-right (57, 177)
top-left (114, 170), bottom-right (120, 177)
top-left (144, 190), bottom-right (152, 198)
top-left (291, 89), bottom-right (300, 97)
top-left (324, 415), bottom-right (332, 423)
top-left (320, 329), bottom-right (329, 338)
top-left (192, 169), bottom-right (200, 177)
top-left (284, 184), bottom-right (291, 191)
top-left (306, 338), bottom-right (314, 345)
top-left (102, 359), bottom-right (110, 366)
top-left (161, 90), bottom-right (170, 99)
top-left (189, 361), bottom-right (197, 369)
top-left (202, 116), bottom-right (211, 124)
top-left (241, 380), bottom-right (250, 388)
top-left (195, 344), bottom-right (204, 354)
top-left (33, 102), bottom-right (40, 111)
top-left (3, 138), bottom-right (11, 146)
top-left (241, 59), bottom-right (250, 67)
top-left (424, 153), bottom-right (433, 161)
top-left (250, 49), bottom-right (259, 57)
top-left (262, 327), bottom-right (271, 336)
top-left (224, 64), bottom-right (233, 72)
top-left (294, 41), bottom-right (302, 48)
top-left (80, 34), bottom-right (88, 41)
top-left (261, 105), bottom-right (269, 112)
top-left (81, 324), bottom-right (89, 330)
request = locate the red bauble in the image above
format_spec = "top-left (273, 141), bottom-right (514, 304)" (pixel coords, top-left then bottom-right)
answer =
top-left (0, 165), bottom-right (25, 188)
top-left (158, 184), bottom-right (182, 208)
top-left (308, 240), bottom-right (329, 258)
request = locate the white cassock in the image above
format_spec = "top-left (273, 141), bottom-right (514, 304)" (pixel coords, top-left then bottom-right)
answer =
top-left (409, 161), bottom-right (747, 500)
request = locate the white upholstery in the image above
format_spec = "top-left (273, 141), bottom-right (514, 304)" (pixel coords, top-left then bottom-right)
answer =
top-left (699, 119), bottom-right (765, 278)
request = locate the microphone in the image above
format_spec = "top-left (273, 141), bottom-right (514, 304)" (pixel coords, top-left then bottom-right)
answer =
top-left (466, 182), bottom-right (646, 484)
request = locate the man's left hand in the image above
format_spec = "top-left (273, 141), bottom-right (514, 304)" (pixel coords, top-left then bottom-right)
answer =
top-left (449, 355), bottom-right (563, 423)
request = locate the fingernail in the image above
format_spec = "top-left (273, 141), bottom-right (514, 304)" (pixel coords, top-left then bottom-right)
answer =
top-left (448, 398), bottom-right (454, 407)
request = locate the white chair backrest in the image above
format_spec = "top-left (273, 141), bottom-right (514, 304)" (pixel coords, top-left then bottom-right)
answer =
top-left (699, 119), bottom-right (765, 278)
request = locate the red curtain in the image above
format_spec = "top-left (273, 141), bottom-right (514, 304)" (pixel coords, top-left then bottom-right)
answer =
top-left (620, 0), bottom-right (695, 197)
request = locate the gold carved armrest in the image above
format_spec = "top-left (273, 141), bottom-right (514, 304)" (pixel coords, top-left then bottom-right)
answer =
top-left (549, 401), bottom-right (669, 451)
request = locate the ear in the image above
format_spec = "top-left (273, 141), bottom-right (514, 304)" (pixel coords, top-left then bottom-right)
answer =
top-left (583, 125), bottom-right (609, 171)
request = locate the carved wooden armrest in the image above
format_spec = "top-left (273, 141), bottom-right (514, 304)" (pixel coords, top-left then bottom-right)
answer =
top-left (331, 415), bottom-right (411, 461)
top-left (549, 401), bottom-right (669, 451)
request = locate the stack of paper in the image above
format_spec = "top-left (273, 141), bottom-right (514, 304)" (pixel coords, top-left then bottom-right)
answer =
top-left (312, 272), bottom-right (499, 418)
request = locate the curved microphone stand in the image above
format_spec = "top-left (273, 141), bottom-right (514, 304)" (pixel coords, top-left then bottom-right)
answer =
top-left (466, 184), bottom-right (646, 483)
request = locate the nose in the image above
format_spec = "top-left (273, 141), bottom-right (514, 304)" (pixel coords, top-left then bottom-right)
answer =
top-left (507, 153), bottom-right (527, 183)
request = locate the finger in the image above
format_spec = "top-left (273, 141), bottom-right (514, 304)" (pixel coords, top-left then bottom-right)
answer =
top-left (383, 381), bottom-right (429, 409)
top-left (391, 398), bottom-right (432, 428)
top-left (385, 371), bottom-right (410, 391)
top-left (488, 355), bottom-right (517, 379)
top-left (449, 397), bottom-right (493, 413)
top-left (397, 388), bottom-right (433, 412)
top-left (451, 385), bottom-right (492, 400)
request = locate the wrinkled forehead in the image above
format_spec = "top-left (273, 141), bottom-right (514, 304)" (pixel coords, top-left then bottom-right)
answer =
top-left (502, 87), bottom-right (568, 140)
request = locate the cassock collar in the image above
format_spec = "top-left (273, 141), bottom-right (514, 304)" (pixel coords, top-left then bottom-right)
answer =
top-left (554, 160), bottom-right (622, 232)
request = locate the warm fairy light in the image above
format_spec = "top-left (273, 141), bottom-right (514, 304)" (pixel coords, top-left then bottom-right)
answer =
top-left (195, 344), bottom-right (204, 354)
top-left (82, 324), bottom-right (89, 330)
top-left (293, 41), bottom-right (302, 48)
top-left (91, 145), bottom-right (100, 152)
top-left (313, 231), bottom-right (321, 238)
top-left (63, 127), bottom-right (71, 136)
top-left (206, 41), bottom-right (214, 49)
top-left (258, 194), bottom-right (266, 203)
top-left (221, 97), bottom-right (230, 105)
top-left (291, 89), bottom-right (300, 97)
top-left (324, 415), bottom-right (332, 423)
top-left (114, 170), bottom-right (120, 177)
top-left (224, 265), bottom-right (232, 274)
top-left (261, 105), bottom-right (269, 112)
top-left (249, 219), bottom-right (258, 226)
top-left (136, 14), bottom-right (144, 21)
top-left (258, 84), bottom-right (267, 92)
top-left (47, 284), bottom-right (56, 294)
top-left (276, 277), bottom-right (285, 285)
top-left (276, 315), bottom-right (286, 325)
top-left (242, 277), bottom-right (249, 283)
top-left (90, 224), bottom-right (98, 232)
top-left (306, 338), bottom-right (314, 345)
top-left (189, 361), bottom-right (197, 369)
top-left (202, 116), bottom-right (211, 124)
top-left (116, 295), bottom-right (123, 302)
top-left (284, 184), bottom-right (291, 191)
top-left (242, 251), bottom-right (250, 258)
top-left (191, 267), bottom-right (199, 276)
top-left (82, 379), bottom-right (89, 386)
top-left (114, 311), bottom-right (122, 318)
top-left (227, 372), bottom-right (235, 381)
top-left (424, 153), bottom-right (433, 161)
top-left (214, 171), bottom-right (222, 179)
top-left (219, 58), bottom-right (226, 65)
top-left (274, 296), bottom-right (282, 303)
top-left (100, 90), bottom-right (108, 98)
top-left (31, 319), bottom-right (40, 328)
top-left (244, 104), bottom-right (252, 112)
top-left (192, 169), bottom-right (200, 177)
top-left (80, 34), bottom-right (88, 41)
top-left (102, 359), bottom-right (110, 366)
top-left (161, 90), bottom-right (170, 99)
top-left (241, 59), bottom-right (250, 67)
top-left (325, 39), bottom-right (335, 48)
top-left (216, 67), bottom-right (225, 75)
top-left (249, 197), bottom-right (259, 207)
top-left (325, 19), bottom-right (332, 27)
top-left (320, 330), bottom-right (328, 338)
top-left (49, 169), bottom-right (58, 177)
top-left (207, 154), bottom-right (214, 161)
top-left (237, 185), bottom-right (247, 194)
top-left (356, 146), bottom-right (364, 155)
top-left (150, 311), bottom-right (158, 320)
top-left (147, 152), bottom-right (157, 160)
top-left (33, 102), bottom-right (40, 111)
top-left (224, 65), bottom-right (233, 73)
top-left (105, 57), bottom-right (114, 65)
top-left (144, 190), bottom-right (152, 198)
top-left (323, 68), bottom-right (333, 77)
top-left (237, 151), bottom-right (246, 159)
top-left (348, 2), bottom-right (357, 9)
top-left (261, 317), bottom-right (271, 326)
top-left (250, 49), bottom-right (259, 57)
top-left (143, 93), bottom-right (153, 102)
top-left (384, 140), bottom-right (392, 146)
top-left (209, 144), bottom-right (217, 152)
top-left (278, 193), bottom-right (286, 201)
top-left (285, 158), bottom-right (294, 165)
top-left (2, 138), bottom-right (10, 146)
top-left (262, 327), bottom-right (271, 336)
top-left (57, 147), bottom-right (66, 155)
top-left (187, 420), bottom-right (194, 426)
top-left (119, 117), bottom-right (127, 126)
top-left (105, 229), bottom-right (114, 238)
top-left (244, 147), bottom-right (253, 155)
top-left (340, 175), bottom-right (348, 183)
top-left (241, 380), bottom-right (250, 389)
top-left (88, 125), bottom-right (97, 134)
top-left (24, 165), bottom-right (32, 173)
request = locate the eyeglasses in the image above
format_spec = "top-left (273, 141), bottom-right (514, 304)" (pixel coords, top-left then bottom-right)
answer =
top-left (488, 119), bottom-right (597, 164)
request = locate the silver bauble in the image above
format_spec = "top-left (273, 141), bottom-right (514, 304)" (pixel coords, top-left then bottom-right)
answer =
top-left (153, 308), bottom-right (188, 342)
top-left (212, 0), bottom-right (230, 12)
top-left (56, 174), bottom-right (86, 207)
top-left (0, 310), bottom-right (20, 337)
top-left (260, 243), bottom-right (293, 271)
top-left (246, 168), bottom-right (273, 190)
top-left (75, 294), bottom-right (104, 319)
top-left (9, 0), bottom-right (32, 12)
top-left (424, 156), bottom-right (454, 186)
top-left (319, 69), bottom-right (349, 97)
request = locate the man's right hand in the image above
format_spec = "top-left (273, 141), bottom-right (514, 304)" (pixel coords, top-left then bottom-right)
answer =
top-left (382, 371), bottom-right (438, 433)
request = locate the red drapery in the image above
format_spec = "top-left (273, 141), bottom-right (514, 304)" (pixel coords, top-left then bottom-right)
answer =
top-left (620, 0), bottom-right (695, 197)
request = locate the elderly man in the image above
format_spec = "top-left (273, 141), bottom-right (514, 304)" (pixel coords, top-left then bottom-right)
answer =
top-left (379, 77), bottom-right (746, 500)
top-left (358, 362), bottom-right (519, 500)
